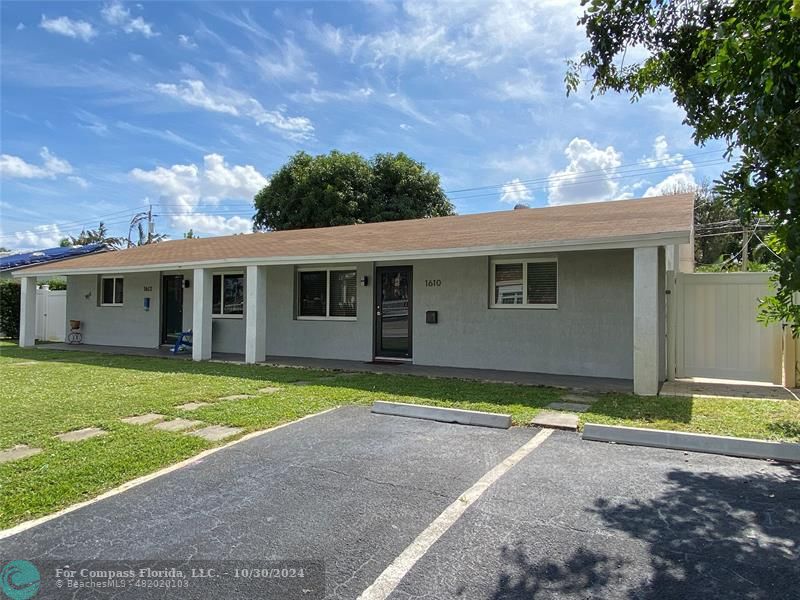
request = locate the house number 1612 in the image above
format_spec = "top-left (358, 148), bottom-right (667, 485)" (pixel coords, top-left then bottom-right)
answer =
top-left (425, 279), bottom-right (442, 287)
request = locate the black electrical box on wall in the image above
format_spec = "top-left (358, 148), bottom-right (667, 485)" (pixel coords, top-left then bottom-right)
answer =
top-left (425, 310), bottom-right (438, 324)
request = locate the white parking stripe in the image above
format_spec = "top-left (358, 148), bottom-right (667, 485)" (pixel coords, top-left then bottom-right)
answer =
top-left (358, 428), bottom-right (553, 600)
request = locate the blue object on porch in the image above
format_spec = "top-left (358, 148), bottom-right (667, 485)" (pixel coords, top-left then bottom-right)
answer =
top-left (172, 330), bottom-right (193, 354)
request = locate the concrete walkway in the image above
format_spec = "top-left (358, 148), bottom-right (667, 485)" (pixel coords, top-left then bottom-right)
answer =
top-left (37, 343), bottom-right (633, 393)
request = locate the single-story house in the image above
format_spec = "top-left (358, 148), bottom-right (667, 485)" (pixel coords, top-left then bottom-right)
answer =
top-left (13, 194), bottom-right (694, 395)
top-left (0, 243), bottom-right (108, 280)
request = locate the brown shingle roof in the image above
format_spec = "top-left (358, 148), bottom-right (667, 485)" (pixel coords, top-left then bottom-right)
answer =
top-left (14, 194), bottom-right (693, 275)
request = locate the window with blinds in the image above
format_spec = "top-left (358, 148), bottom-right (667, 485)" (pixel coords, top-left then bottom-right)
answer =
top-left (491, 260), bottom-right (557, 308)
top-left (297, 268), bottom-right (357, 318)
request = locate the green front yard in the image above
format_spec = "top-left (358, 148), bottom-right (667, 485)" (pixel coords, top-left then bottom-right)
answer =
top-left (1, 341), bottom-right (798, 529)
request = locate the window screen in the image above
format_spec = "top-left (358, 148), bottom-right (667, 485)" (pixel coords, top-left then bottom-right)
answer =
top-left (526, 262), bottom-right (557, 305)
top-left (298, 271), bottom-right (327, 317)
top-left (329, 270), bottom-right (357, 317)
top-left (494, 263), bottom-right (523, 305)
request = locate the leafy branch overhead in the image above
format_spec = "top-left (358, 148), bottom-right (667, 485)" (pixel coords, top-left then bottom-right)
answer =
top-left (567, 0), bottom-right (800, 333)
top-left (252, 151), bottom-right (455, 231)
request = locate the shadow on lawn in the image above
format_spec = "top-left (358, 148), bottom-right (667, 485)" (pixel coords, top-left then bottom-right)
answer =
top-left (490, 463), bottom-right (800, 599)
top-left (3, 345), bottom-right (696, 424)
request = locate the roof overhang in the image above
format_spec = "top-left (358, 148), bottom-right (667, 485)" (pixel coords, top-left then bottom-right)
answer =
top-left (12, 230), bottom-right (690, 278)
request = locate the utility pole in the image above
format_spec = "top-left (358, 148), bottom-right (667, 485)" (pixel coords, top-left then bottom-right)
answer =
top-left (742, 225), bottom-right (749, 271)
top-left (147, 205), bottom-right (153, 245)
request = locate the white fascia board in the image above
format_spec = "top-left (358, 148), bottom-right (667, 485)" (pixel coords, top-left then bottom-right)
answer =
top-left (12, 230), bottom-right (690, 277)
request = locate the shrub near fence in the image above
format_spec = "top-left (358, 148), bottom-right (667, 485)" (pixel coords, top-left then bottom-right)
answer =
top-left (0, 280), bottom-right (21, 338)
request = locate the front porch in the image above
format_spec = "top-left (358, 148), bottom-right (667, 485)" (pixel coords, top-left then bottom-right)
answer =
top-left (37, 342), bottom-right (634, 394)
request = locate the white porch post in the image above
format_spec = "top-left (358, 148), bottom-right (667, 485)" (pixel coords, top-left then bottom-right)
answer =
top-left (19, 277), bottom-right (37, 348)
top-left (633, 247), bottom-right (660, 395)
top-left (192, 268), bottom-right (212, 361)
top-left (245, 265), bottom-right (267, 364)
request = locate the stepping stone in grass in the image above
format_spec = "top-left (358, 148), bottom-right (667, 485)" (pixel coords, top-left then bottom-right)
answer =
top-left (189, 425), bottom-right (244, 442)
top-left (0, 444), bottom-right (42, 463)
top-left (257, 387), bottom-right (282, 394)
top-left (531, 412), bottom-right (579, 431)
top-left (154, 419), bottom-right (204, 432)
top-left (55, 427), bottom-right (108, 442)
top-left (176, 402), bottom-right (210, 412)
top-left (561, 393), bottom-right (599, 404)
top-left (121, 413), bottom-right (165, 425)
top-left (546, 401), bottom-right (591, 413)
top-left (217, 394), bottom-right (253, 402)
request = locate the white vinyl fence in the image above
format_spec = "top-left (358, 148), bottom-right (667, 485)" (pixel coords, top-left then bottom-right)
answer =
top-left (675, 272), bottom-right (782, 383)
top-left (36, 286), bottom-right (66, 342)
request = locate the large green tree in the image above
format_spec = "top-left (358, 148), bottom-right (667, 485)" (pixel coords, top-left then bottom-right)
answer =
top-left (567, 0), bottom-right (800, 332)
top-left (253, 151), bottom-right (454, 231)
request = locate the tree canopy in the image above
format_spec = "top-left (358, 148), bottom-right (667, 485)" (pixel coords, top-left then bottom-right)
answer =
top-left (253, 151), bottom-right (454, 231)
top-left (567, 0), bottom-right (800, 332)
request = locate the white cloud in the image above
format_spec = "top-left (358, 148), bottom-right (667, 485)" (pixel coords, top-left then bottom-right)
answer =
top-left (155, 80), bottom-right (238, 115)
top-left (347, 0), bottom-right (582, 71)
top-left (500, 178), bottom-right (533, 204)
top-left (68, 175), bottom-right (90, 189)
top-left (13, 224), bottom-right (66, 249)
top-left (128, 52), bottom-right (143, 62)
top-left (154, 79), bottom-right (314, 141)
top-left (178, 34), bottom-right (197, 49)
top-left (640, 135), bottom-right (697, 197)
top-left (39, 15), bottom-right (97, 41)
top-left (256, 37), bottom-right (317, 83)
top-left (493, 69), bottom-right (545, 103)
top-left (643, 171), bottom-right (696, 197)
top-left (101, 1), bottom-right (157, 37)
top-left (130, 154), bottom-right (267, 235)
top-left (16, 23), bottom-right (25, 31)
top-left (0, 147), bottom-right (73, 179)
top-left (170, 214), bottom-right (252, 236)
top-left (288, 86), bottom-right (374, 104)
top-left (547, 138), bottom-right (624, 205)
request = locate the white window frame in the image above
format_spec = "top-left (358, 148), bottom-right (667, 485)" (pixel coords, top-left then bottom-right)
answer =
top-left (490, 258), bottom-right (558, 309)
top-left (296, 266), bottom-right (358, 321)
top-left (100, 276), bottom-right (124, 306)
top-left (212, 272), bottom-right (244, 319)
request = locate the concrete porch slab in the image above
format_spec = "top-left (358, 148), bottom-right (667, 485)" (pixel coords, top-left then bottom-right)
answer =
top-left (55, 427), bottom-right (108, 442)
top-left (154, 419), bottom-right (204, 432)
top-left (531, 412), bottom-right (579, 431)
top-left (546, 401), bottom-right (591, 413)
top-left (0, 445), bottom-right (42, 463)
top-left (189, 425), bottom-right (244, 442)
top-left (120, 413), bottom-right (165, 425)
top-left (660, 378), bottom-right (798, 401)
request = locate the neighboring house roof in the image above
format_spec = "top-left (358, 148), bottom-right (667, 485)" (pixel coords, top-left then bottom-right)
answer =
top-left (13, 194), bottom-right (693, 276)
top-left (1, 243), bottom-right (108, 273)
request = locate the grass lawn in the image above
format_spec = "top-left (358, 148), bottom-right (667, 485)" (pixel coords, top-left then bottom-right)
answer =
top-left (1, 341), bottom-right (799, 529)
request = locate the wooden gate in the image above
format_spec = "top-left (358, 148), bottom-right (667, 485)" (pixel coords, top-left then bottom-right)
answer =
top-left (675, 272), bottom-right (782, 383)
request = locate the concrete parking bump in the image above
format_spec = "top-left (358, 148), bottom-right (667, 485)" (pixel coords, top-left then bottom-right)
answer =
top-left (560, 393), bottom-right (599, 404)
top-left (257, 387), bottom-right (282, 394)
top-left (121, 413), bottom-right (165, 425)
top-left (0, 445), bottom-right (42, 464)
top-left (372, 401), bottom-right (512, 429)
top-left (545, 401), bottom-right (591, 413)
top-left (531, 412), bottom-right (579, 431)
top-left (55, 427), bottom-right (108, 442)
top-left (153, 418), bottom-right (204, 432)
top-left (176, 402), bottom-right (210, 412)
top-left (189, 425), bottom-right (244, 442)
top-left (217, 394), bottom-right (253, 402)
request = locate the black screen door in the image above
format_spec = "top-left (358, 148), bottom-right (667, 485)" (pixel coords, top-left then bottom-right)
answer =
top-left (375, 266), bottom-right (412, 359)
top-left (162, 275), bottom-right (184, 344)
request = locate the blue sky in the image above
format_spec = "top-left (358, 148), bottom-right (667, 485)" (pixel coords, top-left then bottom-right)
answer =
top-left (0, 0), bottom-right (730, 250)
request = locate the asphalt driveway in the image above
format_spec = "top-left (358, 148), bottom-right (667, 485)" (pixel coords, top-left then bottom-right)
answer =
top-left (1, 406), bottom-right (796, 599)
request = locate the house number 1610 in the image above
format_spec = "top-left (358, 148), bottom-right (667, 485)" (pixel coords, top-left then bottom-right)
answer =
top-left (425, 279), bottom-right (442, 287)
